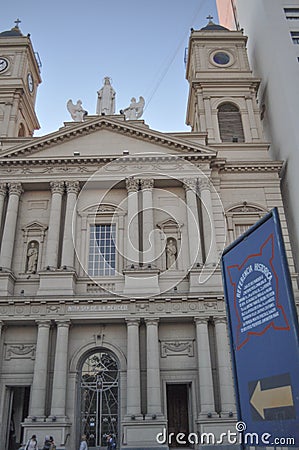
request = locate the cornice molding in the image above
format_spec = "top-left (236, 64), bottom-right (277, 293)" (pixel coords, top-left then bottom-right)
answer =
top-left (0, 116), bottom-right (216, 160)
top-left (220, 161), bottom-right (283, 174)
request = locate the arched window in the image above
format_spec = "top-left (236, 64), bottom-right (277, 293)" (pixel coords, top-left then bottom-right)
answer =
top-left (218, 103), bottom-right (245, 143)
top-left (80, 350), bottom-right (119, 448)
top-left (226, 202), bottom-right (267, 243)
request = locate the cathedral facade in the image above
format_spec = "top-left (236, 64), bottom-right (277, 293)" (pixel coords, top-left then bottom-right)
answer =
top-left (0, 20), bottom-right (297, 450)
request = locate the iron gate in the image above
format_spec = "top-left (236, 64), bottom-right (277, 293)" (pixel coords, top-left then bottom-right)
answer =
top-left (80, 351), bottom-right (119, 448)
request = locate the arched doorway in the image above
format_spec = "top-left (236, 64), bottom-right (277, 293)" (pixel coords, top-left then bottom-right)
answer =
top-left (79, 350), bottom-right (119, 449)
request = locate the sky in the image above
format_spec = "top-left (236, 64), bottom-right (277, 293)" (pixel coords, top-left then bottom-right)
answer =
top-left (2, 0), bottom-right (218, 137)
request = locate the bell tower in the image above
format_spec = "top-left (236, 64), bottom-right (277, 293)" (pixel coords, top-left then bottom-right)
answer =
top-left (185, 18), bottom-right (263, 144)
top-left (0, 20), bottom-right (41, 138)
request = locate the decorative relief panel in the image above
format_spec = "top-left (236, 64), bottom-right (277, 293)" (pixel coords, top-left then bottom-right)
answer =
top-left (5, 343), bottom-right (36, 360)
top-left (160, 339), bottom-right (194, 358)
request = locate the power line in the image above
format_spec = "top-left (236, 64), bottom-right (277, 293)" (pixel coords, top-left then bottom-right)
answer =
top-left (144, 0), bottom-right (207, 111)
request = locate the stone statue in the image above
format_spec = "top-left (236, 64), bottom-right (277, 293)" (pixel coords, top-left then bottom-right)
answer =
top-left (166, 238), bottom-right (177, 269)
top-left (67, 99), bottom-right (88, 122)
top-left (96, 77), bottom-right (116, 115)
top-left (26, 241), bottom-right (38, 273)
top-left (123, 96), bottom-right (145, 120)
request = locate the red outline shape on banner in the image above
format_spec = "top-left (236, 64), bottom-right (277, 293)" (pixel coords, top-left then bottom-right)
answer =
top-left (227, 233), bottom-right (290, 350)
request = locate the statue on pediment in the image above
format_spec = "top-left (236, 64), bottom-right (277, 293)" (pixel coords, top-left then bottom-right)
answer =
top-left (67, 99), bottom-right (88, 122)
top-left (123, 96), bottom-right (145, 120)
top-left (96, 77), bottom-right (116, 115)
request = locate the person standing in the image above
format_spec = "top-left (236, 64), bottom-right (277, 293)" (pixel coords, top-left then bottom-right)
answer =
top-left (79, 434), bottom-right (88, 450)
top-left (25, 434), bottom-right (38, 450)
top-left (42, 435), bottom-right (51, 450)
top-left (49, 436), bottom-right (56, 450)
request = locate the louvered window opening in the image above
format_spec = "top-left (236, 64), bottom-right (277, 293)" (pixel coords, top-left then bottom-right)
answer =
top-left (218, 103), bottom-right (245, 143)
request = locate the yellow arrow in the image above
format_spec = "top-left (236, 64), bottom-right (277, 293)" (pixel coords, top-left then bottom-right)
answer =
top-left (250, 381), bottom-right (294, 419)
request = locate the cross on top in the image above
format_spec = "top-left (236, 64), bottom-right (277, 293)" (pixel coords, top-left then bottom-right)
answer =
top-left (206, 15), bottom-right (214, 21)
top-left (14, 18), bottom-right (21, 28)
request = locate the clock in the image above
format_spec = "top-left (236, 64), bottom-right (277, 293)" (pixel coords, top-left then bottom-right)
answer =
top-left (0, 57), bottom-right (9, 72)
top-left (27, 72), bottom-right (34, 93)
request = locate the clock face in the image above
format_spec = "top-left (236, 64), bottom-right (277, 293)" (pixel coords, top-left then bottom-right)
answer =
top-left (0, 57), bottom-right (9, 72)
top-left (27, 72), bottom-right (34, 93)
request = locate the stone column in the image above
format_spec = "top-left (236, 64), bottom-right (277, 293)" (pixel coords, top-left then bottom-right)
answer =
top-left (0, 182), bottom-right (23, 270)
top-left (125, 178), bottom-right (140, 267)
top-left (28, 320), bottom-right (51, 419)
top-left (126, 319), bottom-right (141, 418)
top-left (195, 317), bottom-right (216, 417)
top-left (49, 320), bottom-right (70, 419)
top-left (140, 178), bottom-right (155, 265)
top-left (0, 183), bottom-right (7, 231)
top-left (145, 318), bottom-right (162, 417)
top-left (214, 317), bottom-right (236, 415)
top-left (61, 181), bottom-right (80, 269)
top-left (45, 181), bottom-right (65, 269)
top-left (183, 178), bottom-right (203, 267)
top-left (198, 178), bottom-right (218, 265)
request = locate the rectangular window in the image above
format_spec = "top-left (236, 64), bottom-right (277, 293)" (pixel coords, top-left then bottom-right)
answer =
top-left (291, 31), bottom-right (299, 43)
top-left (88, 224), bottom-right (116, 276)
top-left (285, 8), bottom-right (299, 19)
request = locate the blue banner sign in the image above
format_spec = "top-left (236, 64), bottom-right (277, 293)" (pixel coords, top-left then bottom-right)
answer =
top-left (222, 208), bottom-right (299, 446)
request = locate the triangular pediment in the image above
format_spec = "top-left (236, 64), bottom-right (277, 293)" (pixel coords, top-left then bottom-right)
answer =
top-left (22, 221), bottom-right (48, 232)
top-left (0, 115), bottom-right (216, 161)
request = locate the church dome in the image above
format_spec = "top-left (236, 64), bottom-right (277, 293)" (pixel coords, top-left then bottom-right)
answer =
top-left (200, 19), bottom-right (229, 32)
top-left (0, 21), bottom-right (23, 37)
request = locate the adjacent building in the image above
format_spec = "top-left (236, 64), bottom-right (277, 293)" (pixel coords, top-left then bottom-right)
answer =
top-left (0, 18), bottom-right (297, 450)
top-left (217, 0), bottom-right (299, 275)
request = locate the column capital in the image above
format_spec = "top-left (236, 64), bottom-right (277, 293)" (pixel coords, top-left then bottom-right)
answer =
top-left (144, 317), bottom-right (159, 326)
top-left (0, 183), bottom-right (7, 196)
top-left (182, 178), bottom-right (197, 192)
top-left (125, 318), bottom-right (140, 326)
top-left (194, 316), bottom-right (209, 325)
top-left (214, 316), bottom-right (227, 325)
top-left (126, 177), bottom-right (139, 193)
top-left (8, 182), bottom-right (23, 196)
top-left (65, 180), bottom-right (80, 195)
top-left (36, 320), bottom-right (51, 329)
top-left (55, 319), bottom-right (71, 328)
top-left (140, 178), bottom-right (154, 190)
top-left (50, 181), bottom-right (65, 195)
top-left (198, 177), bottom-right (212, 192)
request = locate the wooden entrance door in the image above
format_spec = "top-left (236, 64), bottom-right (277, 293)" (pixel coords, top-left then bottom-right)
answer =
top-left (166, 384), bottom-right (189, 447)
